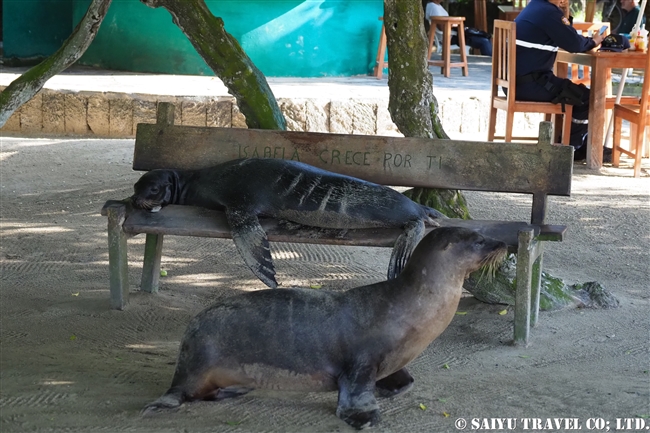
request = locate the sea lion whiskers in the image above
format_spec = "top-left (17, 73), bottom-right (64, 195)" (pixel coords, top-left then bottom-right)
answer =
top-left (473, 247), bottom-right (508, 282)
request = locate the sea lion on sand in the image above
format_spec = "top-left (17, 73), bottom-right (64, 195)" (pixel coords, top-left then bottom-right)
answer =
top-left (131, 158), bottom-right (445, 287)
top-left (142, 227), bottom-right (507, 429)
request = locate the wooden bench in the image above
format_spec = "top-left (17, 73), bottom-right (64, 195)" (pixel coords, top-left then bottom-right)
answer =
top-left (101, 102), bottom-right (573, 346)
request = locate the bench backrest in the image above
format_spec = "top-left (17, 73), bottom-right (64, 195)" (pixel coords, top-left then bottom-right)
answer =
top-left (133, 103), bottom-right (573, 224)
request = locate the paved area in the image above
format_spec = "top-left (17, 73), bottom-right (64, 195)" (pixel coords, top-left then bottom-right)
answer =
top-left (0, 56), bottom-right (494, 100)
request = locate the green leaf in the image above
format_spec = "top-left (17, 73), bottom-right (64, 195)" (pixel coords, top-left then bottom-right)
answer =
top-left (455, 311), bottom-right (467, 315)
top-left (419, 403), bottom-right (427, 410)
top-left (226, 421), bottom-right (242, 426)
top-left (442, 363), bottom-right (450, 369)
top-left (160, 270), bottom-right (168, 277)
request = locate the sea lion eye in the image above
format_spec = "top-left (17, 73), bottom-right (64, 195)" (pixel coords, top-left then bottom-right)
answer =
top-left (150, 187), bottom-right (159, 194)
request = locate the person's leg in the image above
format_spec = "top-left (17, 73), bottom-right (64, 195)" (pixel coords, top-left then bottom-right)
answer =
top-left (468, 36), bottom-right (492, 56)
top-left (517, 76), bottom-right (592, 158)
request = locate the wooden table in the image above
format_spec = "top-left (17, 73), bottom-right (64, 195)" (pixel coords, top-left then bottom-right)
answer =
top-left (556, 50), bottom-right (648, 168)
top-left (498, 6), bottom-right (524, 21)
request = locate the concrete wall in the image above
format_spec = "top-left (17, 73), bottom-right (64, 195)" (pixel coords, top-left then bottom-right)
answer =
top-left (69, 0), bottom-right (384, 77)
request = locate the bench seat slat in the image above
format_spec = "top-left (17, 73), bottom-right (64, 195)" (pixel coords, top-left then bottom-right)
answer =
top-left (106, 203), bottom-right (565, 249)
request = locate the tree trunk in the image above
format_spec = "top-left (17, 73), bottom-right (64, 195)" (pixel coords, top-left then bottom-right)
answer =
top-left (383, 0), bottom-right (448, 140)
top-left (140, 0), bottom-right (286, 131)
top-left (0, 0), bottom-right (113, 128)
top-left (383, 0), bottom-right (465, 220)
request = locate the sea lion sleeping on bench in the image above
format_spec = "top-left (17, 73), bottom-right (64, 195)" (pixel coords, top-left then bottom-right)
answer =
top-left (130, 157), bottom-right (445, 288)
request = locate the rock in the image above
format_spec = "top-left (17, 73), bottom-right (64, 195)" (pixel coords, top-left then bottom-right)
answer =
top-left (464, 254), bottom-right (620, 310)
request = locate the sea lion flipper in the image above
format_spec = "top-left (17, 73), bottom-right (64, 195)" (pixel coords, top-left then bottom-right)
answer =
top-left (336, 365), bottom-right (380, 429)
top-left (387, 219), bottom-right (426, 280)
top-left (375, 368), bottom-right (414, 398)
top-left (226, 208), bottom-right (278, 289)
top-left (141, 387), bottom-right (185, 416)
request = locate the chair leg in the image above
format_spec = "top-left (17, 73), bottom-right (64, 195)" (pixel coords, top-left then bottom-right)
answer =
top-left (561, 110), bottom-right (572, 145)
top-left (106, 204), bottom-right (129, 310)
top-left (457, 26), bottom-right (469, 77)
top-left (612, 113), bottom-right (622, 167)
top-left (514, 228), bottom-right (535, 346)
top-left (488, 106), bottom-right (498, 141)
top-left (373, 23), bottom-right (387, 79)
top-left (141, 233), bottom-right (164, 293)
top-left (633, 121), bottom-right (645, 178)
top-left (443, 24), bottom-right (451, 78)
top-left (505, 110), bottom-right (514, 143)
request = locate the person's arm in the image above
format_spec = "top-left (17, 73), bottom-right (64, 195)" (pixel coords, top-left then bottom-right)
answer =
top-left (546, 9), bottom-right (600, 52)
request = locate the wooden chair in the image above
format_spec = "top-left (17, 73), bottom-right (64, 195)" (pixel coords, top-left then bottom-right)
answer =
top-left (427, 16), bottom-right (469, 78)
top-left (488, 20), bottom-right (573, 144)
top-left (373, 17), bottom-right (388, 79)
top-left (612, 53), bottom-right (650, 177)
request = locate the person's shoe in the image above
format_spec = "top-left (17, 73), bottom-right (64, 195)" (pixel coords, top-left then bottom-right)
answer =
top-left (603, 147), bottom-right (612, 164)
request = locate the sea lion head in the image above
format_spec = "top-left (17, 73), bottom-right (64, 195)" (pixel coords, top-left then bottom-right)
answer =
top-left (131, 169), bottom-right (178, 212)
top-left (408, 227), bottom-right (508, 278)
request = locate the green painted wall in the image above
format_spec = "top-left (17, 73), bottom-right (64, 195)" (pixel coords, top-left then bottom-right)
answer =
top-left (71, 0), bottom-right (384, 77)
top-left (3, 0), bottom-right (74, 59)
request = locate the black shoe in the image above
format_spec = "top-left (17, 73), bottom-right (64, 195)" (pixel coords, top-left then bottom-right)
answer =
top-left (603, 147), bottom-right (612, 164)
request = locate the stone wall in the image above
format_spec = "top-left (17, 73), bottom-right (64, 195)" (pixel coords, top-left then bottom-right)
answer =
top-left (1, 87), bottom-right (547, 140)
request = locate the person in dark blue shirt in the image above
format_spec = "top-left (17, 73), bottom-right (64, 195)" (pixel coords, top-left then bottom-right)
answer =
top-left (618, 0), bottom-right (645, 35)
top-left (514, 0), bottom-right (606, 161)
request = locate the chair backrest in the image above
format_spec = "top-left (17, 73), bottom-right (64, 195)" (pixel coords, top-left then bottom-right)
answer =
top-left (491, 20), bottom-right (517, 109)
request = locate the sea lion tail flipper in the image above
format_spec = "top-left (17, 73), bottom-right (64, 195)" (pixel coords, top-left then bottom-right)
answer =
top-left (388, 219), bottom-right (425, 280)
top-left (226, 208), bottom-right (278, 289)
top-left (141, 387), bottom-right (185, 416)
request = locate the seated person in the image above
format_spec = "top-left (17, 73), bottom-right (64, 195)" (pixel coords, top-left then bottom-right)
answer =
top-left (514, 0), bottom-right (607, 161)
top-left (424, 0), bottom-right (492, 56)
top-left (617, 0), bottom-right (646, 35)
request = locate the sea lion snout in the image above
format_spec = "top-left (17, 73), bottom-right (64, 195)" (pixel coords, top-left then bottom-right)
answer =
top-left (132, 170), bottom-right (174, 212)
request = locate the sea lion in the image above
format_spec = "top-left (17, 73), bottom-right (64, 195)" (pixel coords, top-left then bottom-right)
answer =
top-left (142, 227), bottom-right (507, 429)
top-left (131, 158), bottom-right (445, 288)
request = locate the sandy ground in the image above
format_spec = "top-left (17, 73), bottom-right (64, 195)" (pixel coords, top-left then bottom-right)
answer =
top-left (0, 136), bottom-right (649, 433)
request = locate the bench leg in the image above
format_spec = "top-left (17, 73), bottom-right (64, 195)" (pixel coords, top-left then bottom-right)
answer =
top-left (141, 233), bottom-right (164, 293)
top-left (530, 244), bottom-right (543, 327)
top-left (106, 205), bottom-right (129, 310)
top-left (514, 229), bottom-right (534, 346)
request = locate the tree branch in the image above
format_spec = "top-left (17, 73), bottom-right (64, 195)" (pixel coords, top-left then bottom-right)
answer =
top-left (0, 0), bottom-right (113, 127)
top-left (140, 0), bottom-right (286, 130)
